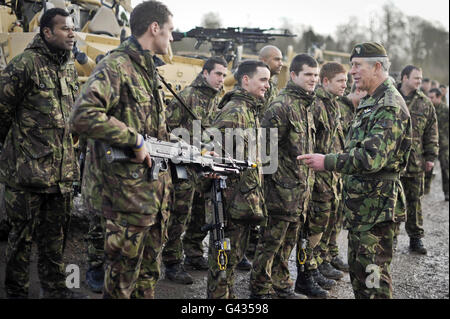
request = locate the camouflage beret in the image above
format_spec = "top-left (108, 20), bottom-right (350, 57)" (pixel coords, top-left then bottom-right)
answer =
top-left (350, 42), bottom-right (388, 61)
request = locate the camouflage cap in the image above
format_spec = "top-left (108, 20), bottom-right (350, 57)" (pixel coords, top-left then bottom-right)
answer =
top-left (350, 42), bottom-right (388, 61)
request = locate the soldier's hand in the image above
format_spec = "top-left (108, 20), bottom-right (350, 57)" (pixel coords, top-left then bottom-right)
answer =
top-left (131, 134), bottom-right (152, 167)
top-left (425, 161), bottom-right (434, 172)
top-left (297, 154), bottom-right (326, 171)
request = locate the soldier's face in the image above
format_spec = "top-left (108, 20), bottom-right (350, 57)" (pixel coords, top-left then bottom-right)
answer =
top-left (204, 64), bottom-right (228, 90)
top-left (323, 72), bottom-right (347, 96)
top-left (291, 65), bottom-right (319, 93)
top-left (403, 69), bottom-right (423, 91)
top-left (243, 66), bottom-right (271, 98)
top-left (43, 15), bottom-right (75, 51)
top-left (153, 16), bottom-right (174, 55)
top-left (428, 92), bottom-right (440, 106)
top-left (350, 58), bottom-right (377, 92)
top-left (264, 50), bottom-right (283, 75)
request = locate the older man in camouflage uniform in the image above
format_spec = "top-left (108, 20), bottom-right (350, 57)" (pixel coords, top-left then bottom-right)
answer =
top-left (396, 65), bottom-right (439, 255)
top-left (71, 0), bottom-right (174, 299)
top-left (0, 8), bottom-right (85, 299)
top-left (206, 60), bottom-right (268, 299)
top-left (428, 88), bottom-right (449, 201)
top-left (249, 54), bottom-right (317, 299)
top-left (311, 62), bottom-right (348, 288)
top-left (162, 56), bottom-right (228, 284)
top-left (299, 42), bottom-right (412, 299)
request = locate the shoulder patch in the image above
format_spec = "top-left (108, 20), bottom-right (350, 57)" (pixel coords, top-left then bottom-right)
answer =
top-left (384, 89), bottom-right (396, 106)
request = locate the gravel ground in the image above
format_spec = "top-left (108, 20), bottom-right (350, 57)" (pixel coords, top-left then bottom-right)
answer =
top-left (0, 162), bottom-right (448, 299)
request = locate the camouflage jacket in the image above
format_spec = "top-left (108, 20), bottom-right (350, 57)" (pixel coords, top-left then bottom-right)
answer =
top-left (166, 72), bottom-right (221, 133)
top-left (70, 36), bottom-right (171, 227)
top-left (0, 34), bottom-right (79, 193)
top-left (166, 72), bottom-right (221, 187)
top-left (400, 88), bottom-right (439, 176)
top-left (324, 79), bottom-right (412, 232)
top-left (212, 88), bottom-right (265, 223)
top-left (261, 80), bottom-right (315, 220)
top-left (259, 78), bottom-right (279, 120)
top-left (312, 86), bottom-right (345, 202)
top-left (337, 95), bottom-right (355, 136)
top-left (434, 102), bottom-right (449, 156)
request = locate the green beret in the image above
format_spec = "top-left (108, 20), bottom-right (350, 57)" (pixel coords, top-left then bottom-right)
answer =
top-left (350, 42), bottom-right (387, 61)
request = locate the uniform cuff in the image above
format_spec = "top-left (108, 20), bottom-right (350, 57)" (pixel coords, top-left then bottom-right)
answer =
top-left (324, 154), bottom-right (337, 171)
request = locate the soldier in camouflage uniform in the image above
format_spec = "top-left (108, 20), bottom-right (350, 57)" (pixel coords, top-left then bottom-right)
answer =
top-left (206, 60), bottom-right (268, 299)
top-left (249, 54), bottom-right (318, 299)
top-left (236, 45), bottom-right (285, 271)
top-left (396, 65), bottom-right (439, 255)
top-left (312, 63), bottom-right (349, 286)
top-left (0, 9), bottom-right (86, 299)
top-left (299, 42), bottom-right (412, 299)
top-left (258, 45), bottom-right (283, 119)
top-left (428, 88), bottom-right (449, 201)
top-left (162, 57), bottom-right (228, 284)
top-left (70, 1), bottom-right (174, 299)
top-left (80, 137), bottom-right (106, 293)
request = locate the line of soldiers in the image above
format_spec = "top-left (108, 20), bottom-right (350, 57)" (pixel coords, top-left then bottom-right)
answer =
top-left (0, 1), bottom-right (448, 299)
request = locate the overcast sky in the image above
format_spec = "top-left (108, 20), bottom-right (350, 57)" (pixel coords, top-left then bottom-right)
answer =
top-left (130, 0), bottom-right (449, 36)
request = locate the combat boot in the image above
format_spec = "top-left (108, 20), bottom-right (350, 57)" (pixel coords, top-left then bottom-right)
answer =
top-left (184, 256), bottom-right (208, 270)
top-left (165, 263), bottom-right (194, 284)
top-left (236, 255), bottom-right (252, 271)
top-left (409, 238), bottom-right (427, 255)
top-left (311, 268), bottom-right (336, 290)
top-left (273, 287), bottom-right (308, 299)
top-left (295, 270), bottom-right (328, 298)
top-left (319, 262), bottom-right (344, 280)
top-left (331, 256), bottom-right (349, 272)
top-left (86, 266), bottom-right (104, 293)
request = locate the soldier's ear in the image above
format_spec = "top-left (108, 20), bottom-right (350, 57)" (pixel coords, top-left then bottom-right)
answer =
top-left (41, 26), bottom-right (52, 39)
top-left (148, 21), bottom-right (160, 36)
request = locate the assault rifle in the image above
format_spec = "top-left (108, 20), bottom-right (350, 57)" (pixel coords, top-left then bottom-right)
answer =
top-left (102, 135), bottom-right (256, 180)
top-left (172, 27), bottom-right (296, 62)
top-left (103, 136), bottom-right (254, 274)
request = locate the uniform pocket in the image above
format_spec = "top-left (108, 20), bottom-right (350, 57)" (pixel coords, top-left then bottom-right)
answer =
top-left (22, 74), bottom-right (65, 128)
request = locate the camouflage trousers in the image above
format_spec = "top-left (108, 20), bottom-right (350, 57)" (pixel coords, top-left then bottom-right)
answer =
top-left (423, 169), bottom-right (434, 195)
top-left (400, 174), bottom-right (425, 239)
top-left (302, 197), bottom-right (335, 270)
top-left (250, 215), bottom-right (299, 295)
top-left (329, 199), bottom-right (344, 259)
top-left (439, 150), bottom-right (449, 195)
top-left (4, 186), bottom-right (72, 298)
top-left (162, 179), bottom-right (206, 266)
top-left (207, 218), bottom-right (251, 299)
top-left (86, 211), bottom-right (105, 269)
top-left (103, 213), bottom-right (168, 299)
top-left (348, 221), bottom-right (395, 299)
top-left (315, 197), bottom-right (341, 264)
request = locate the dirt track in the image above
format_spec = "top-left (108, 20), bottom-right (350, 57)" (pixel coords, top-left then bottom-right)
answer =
top-left (0, 161), bottom-right (448, 299)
